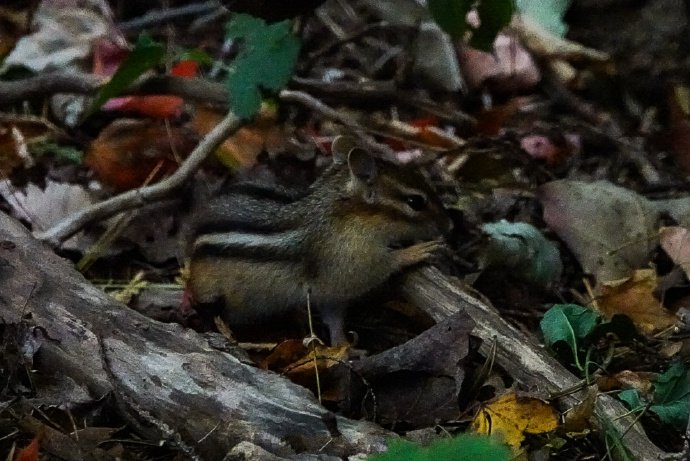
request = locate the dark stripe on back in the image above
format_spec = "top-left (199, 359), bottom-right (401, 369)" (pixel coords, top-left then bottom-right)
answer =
top-left (195, 219), bottom-right (290, 237)
top-left (225, 183), bottom-right (307, 204)
top-left (192, 242), bottom-right (300, 262)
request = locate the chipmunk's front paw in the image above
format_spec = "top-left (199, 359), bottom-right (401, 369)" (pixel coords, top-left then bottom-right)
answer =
top-left (392, 239), bottom-right (445, 269)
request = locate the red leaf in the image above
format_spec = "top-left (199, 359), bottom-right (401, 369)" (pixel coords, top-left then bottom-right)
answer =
top-left (101, 95), bottom-right (184, 119)
top-left (171, 60), bottom-right (199, 78)
top-left (14, 433), bottom-right (42, 461)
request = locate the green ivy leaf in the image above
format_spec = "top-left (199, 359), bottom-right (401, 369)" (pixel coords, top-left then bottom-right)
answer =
top-left (619, 362), bottom-right (690, 429)
top-left (427, 0), bottom-right (473, 40)
top-left (367, 434), bottom-right (511, 461)
top-left (651, 361), bottom-right (690, 428)
top-left (86, 33), bottom-right (165, 118)
top-left (541, 304), bottom-right (599, 369)
top-left (618, 389), bottom-right (644, 411)
top-left (225, 14), bottom-right (301, 118)
top-left (428, 0), bottom-right (514, 51)
top-left (471, 0), bottom-right (515, 50)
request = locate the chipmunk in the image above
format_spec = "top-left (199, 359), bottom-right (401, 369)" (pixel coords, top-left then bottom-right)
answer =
top-left (187, 136), bottom-right (452, 345)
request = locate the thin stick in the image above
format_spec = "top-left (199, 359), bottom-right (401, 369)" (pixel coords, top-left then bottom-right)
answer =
top-left (279, 89), bottom-right (397, 160)
top-left (35, 111), bottom-right (243, 247)
top-left (304, 289), bottom-right (323, 404)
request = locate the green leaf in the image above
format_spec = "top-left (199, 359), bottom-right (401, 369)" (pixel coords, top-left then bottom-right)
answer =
top-left (428, 434), bottom-right (512, 460)
top-left (650, 361), bottom-right (690, 428)
top-left (516, 0), bottom-right (572, 37)
top-left (30, 141), bottom-right (83, 164)
top-left (541, 304), bottom-right (599, 369)
top-left (367, 434), bottom-right (511, 461)
top-left (225, 14), bottom-right (301, 118)
top-left (618, 389), bottom-right (644, 411)
top-left (470, 0), bottom-right (515, 51)
top-left (87, 33), bottom-right (165, 118)
top-left (176, 49), bottom-right (213, 65)
top-left (541, 304), bottom-right (599, 349)
top-left (619, 362), bottom-right (690, 429)
top-left (479, 220), bottom-right (563, 287)
top-left (427, 0), bottom-right (473, 40)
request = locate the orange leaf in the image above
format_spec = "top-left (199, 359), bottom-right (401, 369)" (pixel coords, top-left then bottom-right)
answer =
top-left (193, 105), bottom-right (285, 169)
top-left (86, 119), bottom-right (198, 190)
top-left (596, 269), bottom-right (677, 333)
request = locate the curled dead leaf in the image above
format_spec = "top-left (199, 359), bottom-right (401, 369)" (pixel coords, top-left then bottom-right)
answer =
top-left (596, 269), bottom-right (677, 334)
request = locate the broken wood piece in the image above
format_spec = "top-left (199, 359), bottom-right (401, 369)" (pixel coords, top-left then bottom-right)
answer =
top-left (402, 267), bottom-right (668, 461)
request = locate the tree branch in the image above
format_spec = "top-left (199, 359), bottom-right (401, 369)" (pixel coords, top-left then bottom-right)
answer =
top-left (34, 111), bottom-right (242, 246)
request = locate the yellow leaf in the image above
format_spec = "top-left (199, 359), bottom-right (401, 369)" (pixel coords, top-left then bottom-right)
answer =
top-left (596, 269), bottom-right (677, 333)
top-left (471, 391), bottom-right (559, 449)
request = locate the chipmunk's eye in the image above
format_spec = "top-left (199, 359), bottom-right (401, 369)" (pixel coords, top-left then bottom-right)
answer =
top-left (404, 194), bottom-right (427, 211)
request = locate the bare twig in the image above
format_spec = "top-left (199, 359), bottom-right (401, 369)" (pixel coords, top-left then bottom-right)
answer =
top-left (543, 73), bottom-right (662, 186)
top-left (292, 77), bottom-right (476, 127)
top-left (0, 73), bottom-right (228, 106)
top-left (118, 0), bottom-right (221, 31)
top-left (279, 89), bottom-right (397, 159)
top-left (0, 73), bottom-right (102, 105)
top-left (130, 76), bottom-right (228, 105)
top-left (35, 111), bottom-right (243, 247)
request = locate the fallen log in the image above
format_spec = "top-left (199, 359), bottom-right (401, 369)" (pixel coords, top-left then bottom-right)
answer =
top-left (0, 208), bottom-right (670, 461)
top-left (0, 211), bottom-right (390, 460)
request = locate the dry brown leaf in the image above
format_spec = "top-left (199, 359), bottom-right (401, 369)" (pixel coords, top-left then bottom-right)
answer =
top-left (284, 344), bottom-right (349, 378)
top-left (563, 386), bottom-right (596, 434)
top-left (614, 370), bottom-right (654, 394)
top-left (596, 269), bottom-right (677, 333)
top-left (659, 341), bottom-right (684, 358)
top-left (260, 339), bottom-right (309, 371)
top-left (511, 15), bottom-right (609, 62)
top-left (471, 391), bottom-right (559, 449)
top-left (193, 105), bottom-right (287, 169)
top-left (539, 180), bottom-right (658, 283)
top-left (660, 226), bottom-right (690, 279)
top-left (86, 119), bottom-right (198, 190)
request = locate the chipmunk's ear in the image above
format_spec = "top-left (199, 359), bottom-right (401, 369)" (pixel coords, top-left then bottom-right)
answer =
top-left (347, 147), bottom-right (378, 185)
top-left (331, 135), bottom-right (357, 165)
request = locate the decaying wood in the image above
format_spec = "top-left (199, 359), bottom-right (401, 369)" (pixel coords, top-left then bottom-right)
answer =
top-left (402, 267), bottom-right (669, 461)
top-left (0, 212), bottom-right (390, 461)
top-left (0, 205), bottom-right (671, 461)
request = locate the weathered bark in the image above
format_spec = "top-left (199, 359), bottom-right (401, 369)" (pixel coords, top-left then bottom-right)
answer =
top-left (0, 208), bottom-right (671, 461)
top-left (0, 212), bottom-right (390, 461)
top-left (402, 268), bottom-right (669, 461)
